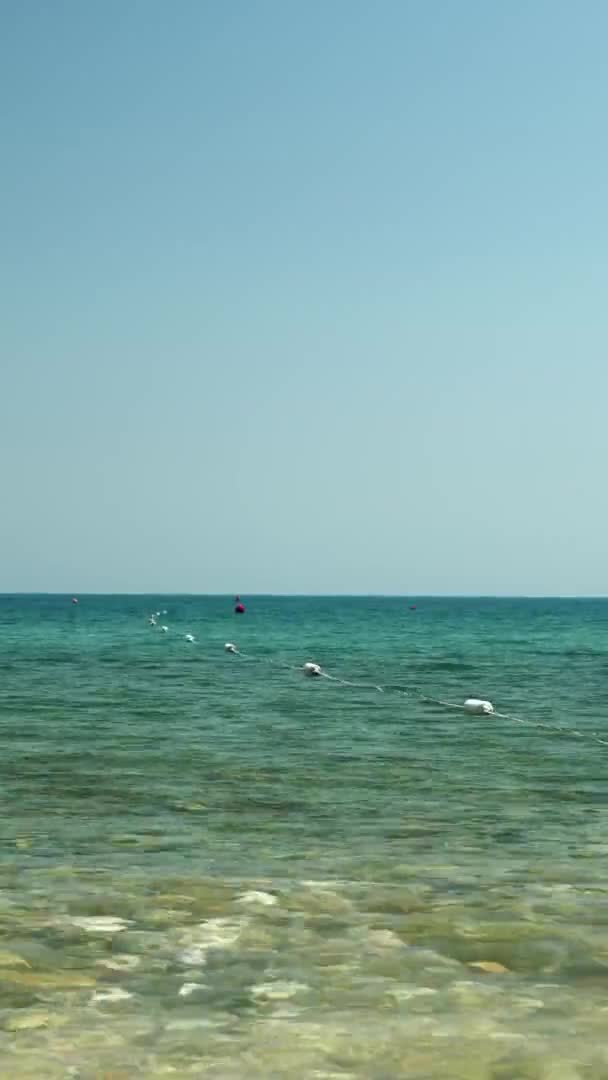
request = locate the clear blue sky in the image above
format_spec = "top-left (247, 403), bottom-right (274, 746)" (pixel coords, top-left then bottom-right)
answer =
top-left (2, 0), bottom-right (607, 594)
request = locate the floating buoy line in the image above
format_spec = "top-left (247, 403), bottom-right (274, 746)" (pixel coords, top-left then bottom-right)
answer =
top-left (146, 620), bottom-right (608, 748)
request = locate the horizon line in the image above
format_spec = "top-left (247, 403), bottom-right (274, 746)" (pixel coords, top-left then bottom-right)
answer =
top-left (2, 592), bottom-right (608, 600)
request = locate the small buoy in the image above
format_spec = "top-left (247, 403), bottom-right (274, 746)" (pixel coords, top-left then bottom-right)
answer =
top-left (303, 662), bottom-right (322, 677)
top-left (71, 597), bottom-right (78, 605)
top-left (149, 617), bottom-right (157, 626)
top-left (185, 633), bottom-right (195, 643)
top-left (225, 643), bottom-right (237, 653)
top-left (409, 605), bottom-right (417, 611)
top-left (161, 625), bottom-right (168, 633)
top-left (464, 698), bottom-right (494, 715)
top-left (235, 603), bottom-right (245, 614)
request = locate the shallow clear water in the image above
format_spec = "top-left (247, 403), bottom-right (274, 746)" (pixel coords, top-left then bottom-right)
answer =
top-left (1, 594), bottom-right (608, 1078)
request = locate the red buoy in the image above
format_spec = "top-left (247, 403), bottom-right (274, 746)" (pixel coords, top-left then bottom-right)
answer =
top-left (235, 603), bottom-right (245, 614)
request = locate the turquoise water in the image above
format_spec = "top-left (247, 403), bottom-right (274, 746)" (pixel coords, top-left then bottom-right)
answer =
top-left (2, 595), bottom-right (608, 1078)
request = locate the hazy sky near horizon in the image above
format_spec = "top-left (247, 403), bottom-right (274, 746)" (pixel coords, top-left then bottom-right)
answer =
top-left (2, 1), bottom-right (607, 595)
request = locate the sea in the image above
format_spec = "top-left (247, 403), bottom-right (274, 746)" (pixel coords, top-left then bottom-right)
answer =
top-left (1, 594), bottom-right (608, 1079)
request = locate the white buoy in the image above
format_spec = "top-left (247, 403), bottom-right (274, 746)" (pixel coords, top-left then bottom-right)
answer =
top-left (464, 698), bottom-right (494, 715)
top-left (161, 625), bottom-right (168, 633)
top-left (303, 662), bottom-right (322, 677)
top-left (225, 643), bottom-right (237, 653)
top-left (185, 633), bottom-right (195, 643)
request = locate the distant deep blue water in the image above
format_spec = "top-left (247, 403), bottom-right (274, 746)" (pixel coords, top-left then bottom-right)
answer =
top-left (1, 595), bottom-right (608, 1078)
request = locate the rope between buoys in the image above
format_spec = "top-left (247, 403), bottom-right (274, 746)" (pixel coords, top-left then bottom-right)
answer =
top-left (154, 629), bottom-right (608, 751)
top-left (321, 672), bottom-right (384, 692)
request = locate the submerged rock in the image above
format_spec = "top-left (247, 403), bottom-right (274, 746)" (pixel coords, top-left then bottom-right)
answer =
top-left (469, 961), bottom-right (510, 974)
top-left (177, 916), bottom-right (244, 965)
top-left (178, 982), bottom-right (207, 997)
top-left (366, 930), bottom-right (404, 949)
top-left (288, 888), bottom-right (353, 917)
top-left (4, 970), bottom-right (96, 989)
top-left (251, 980), bottom-right (308, 1002)
top-left (0, 950), bottom-right (30, 969)
top-left (237, 890), bottom-right (278, 908)
top-left (96, 955), bottom-right (140, 973)
top-left (90, 986), bottom-right (133, 1005)
top-left (4, 1010), bottom-right (49, 1031)
top-left (71, 916), bottom-right (130, 934)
